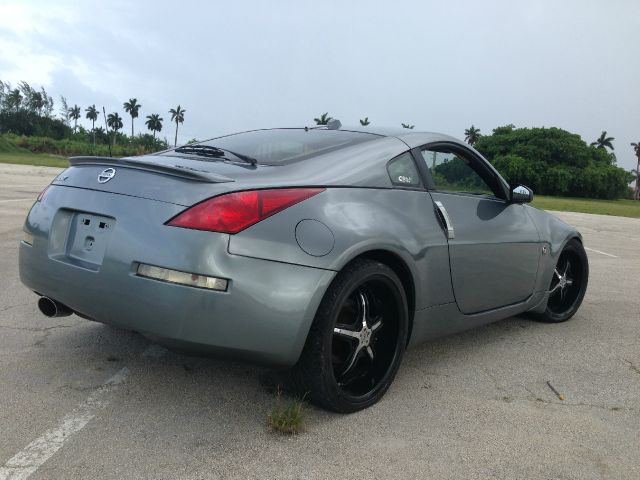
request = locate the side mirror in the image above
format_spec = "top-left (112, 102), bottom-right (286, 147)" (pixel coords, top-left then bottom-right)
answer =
top-left (511, 184), bottom-right (533, 204)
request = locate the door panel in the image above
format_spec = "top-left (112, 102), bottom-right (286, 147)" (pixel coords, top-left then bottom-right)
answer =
top-left (430, 192), bottom-right (540, 314)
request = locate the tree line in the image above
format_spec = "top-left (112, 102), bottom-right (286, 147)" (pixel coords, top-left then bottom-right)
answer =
top-left (0, 84), bottom-right (636, 200)
top-left (463, 125), bottom-right (634, 200)
top-left (0, 80), bottom-right (186, 149)
top-left (465, 125), bottom-right (638, 200)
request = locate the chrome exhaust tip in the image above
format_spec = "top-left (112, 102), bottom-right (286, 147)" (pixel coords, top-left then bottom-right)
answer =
top-left (37, 297), bottom-right (73, 318)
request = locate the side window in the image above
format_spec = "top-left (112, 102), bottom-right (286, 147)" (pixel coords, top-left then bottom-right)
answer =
top-left (420, 148), bottom-right (497, 197)
top-left (387, 152), bottom-right (422, 188)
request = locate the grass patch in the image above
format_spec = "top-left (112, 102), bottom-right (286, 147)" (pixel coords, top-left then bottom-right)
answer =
top-left (0, 152), bottom-right (68, 168)
top-left (267, 391), bottom-right (307, 435)
top-left (0, 135), bottom-right (28, 153)
top-left (532, 195), bottom-right (640, 218)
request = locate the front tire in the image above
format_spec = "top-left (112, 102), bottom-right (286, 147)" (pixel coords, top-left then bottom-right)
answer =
top-left (293, 259), bottom-right (408, 413)
top-left (536, 239), bottom-right (589, 323)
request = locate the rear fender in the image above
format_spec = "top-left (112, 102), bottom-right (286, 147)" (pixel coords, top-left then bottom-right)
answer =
top-left (229, 187), bottom-right (454, 309)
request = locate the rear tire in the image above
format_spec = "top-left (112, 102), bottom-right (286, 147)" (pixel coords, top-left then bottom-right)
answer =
top-left (535, 239), bottom-right (589, 323)
top-left (292, 259), bottom-right (408, 413)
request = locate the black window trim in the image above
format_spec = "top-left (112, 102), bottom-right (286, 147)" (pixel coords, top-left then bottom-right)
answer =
top-left (414, 141), bottom-right (510, 201)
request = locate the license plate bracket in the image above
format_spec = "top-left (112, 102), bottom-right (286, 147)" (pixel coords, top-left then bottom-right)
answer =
top-left (49, 211), bottom-right (115, 271)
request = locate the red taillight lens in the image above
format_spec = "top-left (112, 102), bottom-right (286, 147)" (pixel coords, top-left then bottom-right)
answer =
top-left (36, 186), bottom-right (49, 202)
top-left (167, 188), bottom-right (325, 234)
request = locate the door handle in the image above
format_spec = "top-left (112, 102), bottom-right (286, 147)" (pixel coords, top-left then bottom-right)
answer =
top-left (434, 201), bottom-right (455, 239)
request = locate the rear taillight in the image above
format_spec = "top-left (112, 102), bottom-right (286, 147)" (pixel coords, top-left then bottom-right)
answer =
top-left (166, 188), bottom-right (325, 234)
top-left (36, 186), bottom-right (49, 202)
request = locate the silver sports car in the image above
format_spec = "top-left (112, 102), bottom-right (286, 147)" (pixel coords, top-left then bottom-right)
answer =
top-left (19, 125), bottom-right (589, 412)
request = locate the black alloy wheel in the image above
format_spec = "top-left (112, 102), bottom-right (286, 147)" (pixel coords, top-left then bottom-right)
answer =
top-left (538, 239), bottom-right (589, 323)
top-left (293, 259), bottom-right (408, 412)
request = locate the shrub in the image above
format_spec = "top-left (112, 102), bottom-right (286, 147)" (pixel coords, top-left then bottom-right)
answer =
top-left (478, 126), bottom-right (631, 199)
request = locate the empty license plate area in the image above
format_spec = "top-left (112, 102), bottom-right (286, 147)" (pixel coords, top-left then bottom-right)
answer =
top-left (49, 211), bottom-right (115, 270)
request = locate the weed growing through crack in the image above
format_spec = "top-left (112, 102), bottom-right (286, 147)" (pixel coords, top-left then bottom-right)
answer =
top-left (267, 387), bottom-right (307, 435)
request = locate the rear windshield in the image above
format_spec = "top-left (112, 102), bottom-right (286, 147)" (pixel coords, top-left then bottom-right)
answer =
top-left (193, 128), bottom-right (380, 165)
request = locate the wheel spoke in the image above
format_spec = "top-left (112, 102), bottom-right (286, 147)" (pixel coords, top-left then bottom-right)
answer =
top-left (370, 319), bottom-right (383, 332)
top-left (358, 291), bottom-right (368, 329)
top-left (337, 368), bottom-right (368, 388)
top-left (333, 327), bottom-right (360, 339)
top-left (562, 260), bottom-right (571, 277)
top-left (366, 346), bottom-right (374, 360)
top-left (341, 345), bottom-right (363, 376)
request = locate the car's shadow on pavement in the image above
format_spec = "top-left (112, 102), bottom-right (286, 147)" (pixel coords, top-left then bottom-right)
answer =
top-left (46, 313), bottom-right (557, 439)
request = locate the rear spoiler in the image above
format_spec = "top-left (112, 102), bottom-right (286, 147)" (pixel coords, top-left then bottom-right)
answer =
top-left (69, 156), bottom-right (234, 183)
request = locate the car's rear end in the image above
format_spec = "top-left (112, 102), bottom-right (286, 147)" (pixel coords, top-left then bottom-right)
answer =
top-left (20, 130), bottom-right (410, 365)
top-left (20, 129), bottom-right (394, 365)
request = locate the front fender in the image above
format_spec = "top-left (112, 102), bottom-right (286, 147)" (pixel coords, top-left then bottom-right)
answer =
top-left (524, 205), bottom-right (583, 311)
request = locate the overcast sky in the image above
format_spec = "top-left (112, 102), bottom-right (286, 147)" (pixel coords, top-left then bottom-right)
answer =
top-left (1, 0), bottom-right (638, 171)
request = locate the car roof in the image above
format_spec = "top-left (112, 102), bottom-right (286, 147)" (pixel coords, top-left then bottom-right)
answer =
top-left (196, 126), bottom-right (466, 151)
top-left (146, 126), bottom-right (488, 190)
top-left (331, 126), bottom-right (466, 150)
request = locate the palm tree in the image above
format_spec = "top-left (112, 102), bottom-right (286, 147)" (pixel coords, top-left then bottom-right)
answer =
top-left (69, 105), bottom-right (81, 133)
top-left (145, 114), bottom-right (163, 138)
top-left (631, 142), bottom-right (640, 200)
top-left (94, 126), bottom-right (106, 143)
top-left (106, 112), bottom-right (123, 146)
top-left (85, 105), bottom-right (99, 145)
top-left (59, 96), bottom-right (70, 125)
top-left (401, 123), bottom-right (414, 129)
top-left (359, 117), bottom-right (370, 126)
top-left (314, 113), bottom-right (332, 125)
top-left (464, 125), bottom-right (481, 146)
top-left (590, 131), bottom-right (615, 151)
top-left (123, 98), bottom-right (141, 137)
top-left (169, 105), bottom-right (186, 147)
top-left (29, 91), bottom-right (44, 115)
top-left (7, 89), bottom-right (22, 113)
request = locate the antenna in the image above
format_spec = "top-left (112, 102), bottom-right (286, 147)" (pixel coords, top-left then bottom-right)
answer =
top-left (102, 106), bottom-right (112, 157)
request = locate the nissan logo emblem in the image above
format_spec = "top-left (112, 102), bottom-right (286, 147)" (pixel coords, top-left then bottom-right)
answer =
top-left (98, 168), bottom-right (116, 184)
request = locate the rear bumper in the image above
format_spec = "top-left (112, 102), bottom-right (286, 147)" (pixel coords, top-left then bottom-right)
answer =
top-left (19, 186), bottom-right (335, 366)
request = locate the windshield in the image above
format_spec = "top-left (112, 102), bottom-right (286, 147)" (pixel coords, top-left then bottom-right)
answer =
top-left (184, 128), bottom-right (380, 165)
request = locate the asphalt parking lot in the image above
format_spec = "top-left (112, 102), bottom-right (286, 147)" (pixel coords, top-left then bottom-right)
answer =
top-left (1, 163), bottom-right (638, 480)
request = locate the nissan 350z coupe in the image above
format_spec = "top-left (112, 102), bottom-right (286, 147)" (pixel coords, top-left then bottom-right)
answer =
top-left (19, 126), bottom-right (589, 412)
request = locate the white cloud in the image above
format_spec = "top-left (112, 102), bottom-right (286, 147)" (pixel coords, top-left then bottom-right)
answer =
top-left (0, 0), bottom-right (638, 169)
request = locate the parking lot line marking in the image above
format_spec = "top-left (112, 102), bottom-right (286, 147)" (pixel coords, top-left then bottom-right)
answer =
top-left (584, 247), bottom-right (618, 258)
top-left (0, 199), bottom-right (33, 204)
top-left (0, 367), bottom-right (129, 480)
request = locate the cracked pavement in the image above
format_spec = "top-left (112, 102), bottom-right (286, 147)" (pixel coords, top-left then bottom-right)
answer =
top-left (0, 164), bottom-right (639, 479)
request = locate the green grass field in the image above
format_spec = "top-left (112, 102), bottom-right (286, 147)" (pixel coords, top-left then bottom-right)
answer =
top-left (1, 151), bottom-right (638, 218)
top-left (0, 152), bottom-right (69, 168)
top-left (532, 195), bottom-right (640, 218)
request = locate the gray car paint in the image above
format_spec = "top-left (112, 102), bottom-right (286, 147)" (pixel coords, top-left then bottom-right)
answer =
top-left (428, 193), bottom-right (541, 314)
top-left (19, 128), bottom-right (581, 366)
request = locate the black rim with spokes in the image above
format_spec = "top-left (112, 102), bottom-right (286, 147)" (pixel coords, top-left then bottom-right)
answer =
top-left (331, 279), bottom-right (401, 398)
top-left (547, 249), bottom-right (584, 315)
